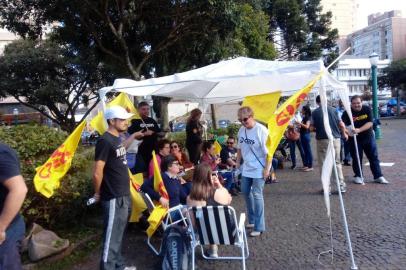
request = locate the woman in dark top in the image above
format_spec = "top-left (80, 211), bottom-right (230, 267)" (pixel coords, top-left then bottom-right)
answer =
top-left (186, 108), bottom-right (203, 165)
top-left (186, 163), bottom-right (232, 258)
top-left (296, 105), bottom-right (313, 171)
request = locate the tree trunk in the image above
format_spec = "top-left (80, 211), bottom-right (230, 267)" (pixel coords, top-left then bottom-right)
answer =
top-left (159, 97), bottom-right (171, 130)
top-left (211, 104), bottom-right (217, 129)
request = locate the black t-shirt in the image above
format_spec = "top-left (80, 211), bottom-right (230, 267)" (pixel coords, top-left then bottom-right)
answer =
top-left (342, 105), bottom-right (373, 140)
top-left (300, 116), bottom-right (311, 135)
top-left (185, 120), bottom-right (203, 145)
top-left (0, 143), bottom-right (21, 214)
top-left (220, 147), bottom-right (237, 165)
top-left (128, 117), bottom-right (161, 163)
top-left (95, 132), bottom-right (130, 200)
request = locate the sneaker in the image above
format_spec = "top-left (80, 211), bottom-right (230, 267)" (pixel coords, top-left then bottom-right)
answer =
top-left (124, 267), bottom-right (137, 270)
top-left (353, 176), bottom-right (363, 184)
top-left (303, 167), bottom-right (314, 172)
top-left (340, 185), bottom-right (347, 193)
top-left (374, 176), bottom-right (389, 184)
top-left (250, 231), bottom-right (262, 237)
top-left (290, 165), bottom-right (296, 170)
top-left (208, 245), bottom-right (218, 258)
top-left (245, 223), bottom-right (254, 229)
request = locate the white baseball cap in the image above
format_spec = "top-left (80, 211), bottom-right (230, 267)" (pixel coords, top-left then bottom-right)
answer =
top-left (104, 106), bottom-right (134, 120)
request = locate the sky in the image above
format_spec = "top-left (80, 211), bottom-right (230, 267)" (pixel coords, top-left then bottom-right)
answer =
top-left (357, 0), bottom-right (406, 29)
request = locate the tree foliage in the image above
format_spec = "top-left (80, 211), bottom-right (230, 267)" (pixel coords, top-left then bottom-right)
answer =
top-left (266, 0), bottom-right (338, 63)
top-left (0, 39), bottom-right (113, 132)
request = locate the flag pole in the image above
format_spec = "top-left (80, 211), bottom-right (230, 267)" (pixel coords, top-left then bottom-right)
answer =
top-left (326, 47), bottom-right (351, 70)
top-left (321, 77), bottom-right (358, 270)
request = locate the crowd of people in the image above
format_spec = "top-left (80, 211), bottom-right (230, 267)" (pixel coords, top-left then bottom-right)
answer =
top-left (0, 94), bottom-right (389, 269)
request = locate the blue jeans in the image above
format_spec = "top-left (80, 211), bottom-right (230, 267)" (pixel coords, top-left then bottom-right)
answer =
top-left (300, 133), bottom-right (313, 168)
top-left (241, 176), bottom-right (265, 232)
top-left (220, 171), bottom-right (234, 191)
top-left (348, 135), bottom-right (382, 179)
top-left (289, 139), bottom-right (305, 167)
top-left (0, 215), bottom-right (25, 270)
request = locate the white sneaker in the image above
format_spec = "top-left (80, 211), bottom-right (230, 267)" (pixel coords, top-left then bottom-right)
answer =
top-left (374, 176), bottom-right (389, 184)
top-left (250, 231), bottom-right (262, 237)
top-left (124, 267), bottom-right (137, 270)
top-left (353, 177), bottom-right (363, 184)
top-left (208, 245), bottom-right (218, 258)
top-left (245, 223), bottom-right (254, 229)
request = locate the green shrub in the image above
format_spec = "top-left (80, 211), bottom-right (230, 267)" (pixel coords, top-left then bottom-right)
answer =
top-left (167, 131), bottom-right (187, 147)
top-left (0, 125), bottom-right (95, 228)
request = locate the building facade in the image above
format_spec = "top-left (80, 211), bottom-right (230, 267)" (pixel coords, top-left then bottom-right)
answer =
top-left (334, 56), bottom-right (390, 96)
top-left (347, 10), bottom-right (406, 61)
top-left (321, 0), bottom-right (359, 36)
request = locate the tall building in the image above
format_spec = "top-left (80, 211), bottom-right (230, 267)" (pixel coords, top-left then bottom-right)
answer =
top-left (321, 0), bottom-right (359, 36)
top-left (347, 10), bottom-right (406, 60)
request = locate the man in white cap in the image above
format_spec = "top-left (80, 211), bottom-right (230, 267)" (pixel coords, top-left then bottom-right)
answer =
top-left (92, 105), bottom-right (137, 270)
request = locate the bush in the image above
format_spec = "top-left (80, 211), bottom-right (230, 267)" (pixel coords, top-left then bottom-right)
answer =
top-left (0, 125), bottom-right (95, 228)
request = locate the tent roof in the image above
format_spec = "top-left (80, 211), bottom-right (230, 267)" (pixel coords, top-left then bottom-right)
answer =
top-left (101, 57), bottom-right (346, 104)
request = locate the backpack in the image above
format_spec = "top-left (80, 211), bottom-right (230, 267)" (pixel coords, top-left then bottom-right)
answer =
top-left (160, 225), bottom-right (192, 270)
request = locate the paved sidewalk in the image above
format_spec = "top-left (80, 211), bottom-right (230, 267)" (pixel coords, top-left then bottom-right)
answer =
top-left (73, 118), bottom-right (406, 270)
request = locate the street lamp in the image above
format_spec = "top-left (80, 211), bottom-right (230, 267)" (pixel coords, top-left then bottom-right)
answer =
top-left (13, 108), bottom-right (19, 126)
top-left (369, 52), bottom-right (381, 139)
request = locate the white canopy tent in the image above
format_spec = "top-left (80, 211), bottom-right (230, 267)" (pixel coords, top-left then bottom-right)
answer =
top-left (97, 56), bottom-right (358, 269)
top-left (99, 57), bottom-right (346, 103)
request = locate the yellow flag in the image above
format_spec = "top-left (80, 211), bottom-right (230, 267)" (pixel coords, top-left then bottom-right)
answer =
top-left (90, 93), bottom-right (140, 134)
top-left (129, 172), bottom-right (147, 223)
top-left (213, 140), bottom-right (222, 156)
top-left (34, 121), bottom-right (86, 198)
top-left (267, 74), bottom-right (322, 161)
top-left (242, 91), bottom-right (281, 123)
top-left (152, 151), bottom-right (169, 200)
top-left (146, 205), bottom-right (168, 237)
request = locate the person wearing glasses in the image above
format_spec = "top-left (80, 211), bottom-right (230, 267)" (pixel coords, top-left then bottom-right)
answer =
top-left (141, 155), bottom-right (187, 212)
top-left (236, 106), bottom-right (272, 237)
top-left (220, 136), bottom-right (238, 169)
top-left (170, 141), bottom-right (194, 171)
top-left (147, 139), bottom-right (171, 179)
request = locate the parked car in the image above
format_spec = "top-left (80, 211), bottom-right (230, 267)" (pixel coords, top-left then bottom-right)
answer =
top-left (218, 119), bottom-right (230, 129)
top-left (173, 122), bottom-right (186, 132)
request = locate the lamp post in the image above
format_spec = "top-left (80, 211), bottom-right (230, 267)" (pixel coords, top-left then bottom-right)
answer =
top-left (13, 108), bottom-right (19, 126)
top-left (369, 52), bottom-right (382, 139)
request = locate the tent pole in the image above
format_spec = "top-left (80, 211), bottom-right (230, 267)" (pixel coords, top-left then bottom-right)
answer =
top-left (331, 148), bottom-right (358, 269)
top-left (326, 47), bottom-right (351, 70)
top-left (351, 134), bottom-right (365, 184)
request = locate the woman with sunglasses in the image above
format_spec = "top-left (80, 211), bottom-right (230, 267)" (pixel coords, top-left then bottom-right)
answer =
top-left (236, 106), bottom-right (272, 237)
top-left (187, 163), bottom-right (232, 257)
top-left (170, 141), bottom-right (194, 170)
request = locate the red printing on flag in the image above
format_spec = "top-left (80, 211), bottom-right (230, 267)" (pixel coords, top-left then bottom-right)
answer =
top-left (158, 182), bottom-right (169, 200)
top-left (38, 145), bottom-right (72, 179)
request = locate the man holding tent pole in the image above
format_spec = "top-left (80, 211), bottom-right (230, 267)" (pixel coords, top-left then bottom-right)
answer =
top-left (341, 95), bottom-right (388, 185)
top-left (92, 106), bottom-right (137, 270)
top-left (236, 106), bottom-right (272, 237)
top-left (311, 95), bottom-right (347, 193)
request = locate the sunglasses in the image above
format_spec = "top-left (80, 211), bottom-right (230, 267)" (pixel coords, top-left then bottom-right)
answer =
top-left (171, 145), bottom-right (179, 149)
top-left (171, 161), bottom-right (180, 166)
top-left (227, 142), bottom-right (234, 145)
top-left (238, 116), bottom-right (250, 123)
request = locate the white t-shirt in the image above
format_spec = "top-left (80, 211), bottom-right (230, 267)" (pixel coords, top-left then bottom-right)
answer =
top-left (237, 122), bottom-right (269, 178)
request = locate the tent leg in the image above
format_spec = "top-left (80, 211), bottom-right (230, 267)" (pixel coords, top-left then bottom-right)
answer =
top-left (332, 150), bottom-right (358, 270)
top-left (352, 135), bottom-right (365, 185)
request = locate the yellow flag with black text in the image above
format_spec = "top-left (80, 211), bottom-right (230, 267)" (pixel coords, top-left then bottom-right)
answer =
top-left (267, 74), bottom-right (322, 160)
top-left (33, 121), bottom-right (86, 198)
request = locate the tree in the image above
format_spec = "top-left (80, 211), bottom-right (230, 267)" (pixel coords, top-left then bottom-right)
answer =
top-left (0, 39), bottom-right (114, 132)
top-left (380, 59), bottom-right (406, 100)
top-left (266, 0), bottom-right (338, 63)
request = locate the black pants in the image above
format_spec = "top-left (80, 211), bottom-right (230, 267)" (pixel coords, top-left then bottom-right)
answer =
top-left (187, 143), bottom-right (202, 165)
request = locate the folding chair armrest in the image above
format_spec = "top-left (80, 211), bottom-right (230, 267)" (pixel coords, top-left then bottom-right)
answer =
top-left (238, 213), bottom-right (246, 232)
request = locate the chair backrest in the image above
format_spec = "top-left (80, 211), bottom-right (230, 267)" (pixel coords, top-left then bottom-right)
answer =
top-left (188, 205), bottom-right (237, 246)
top-left (140, 191), bottom-right (155, 212)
